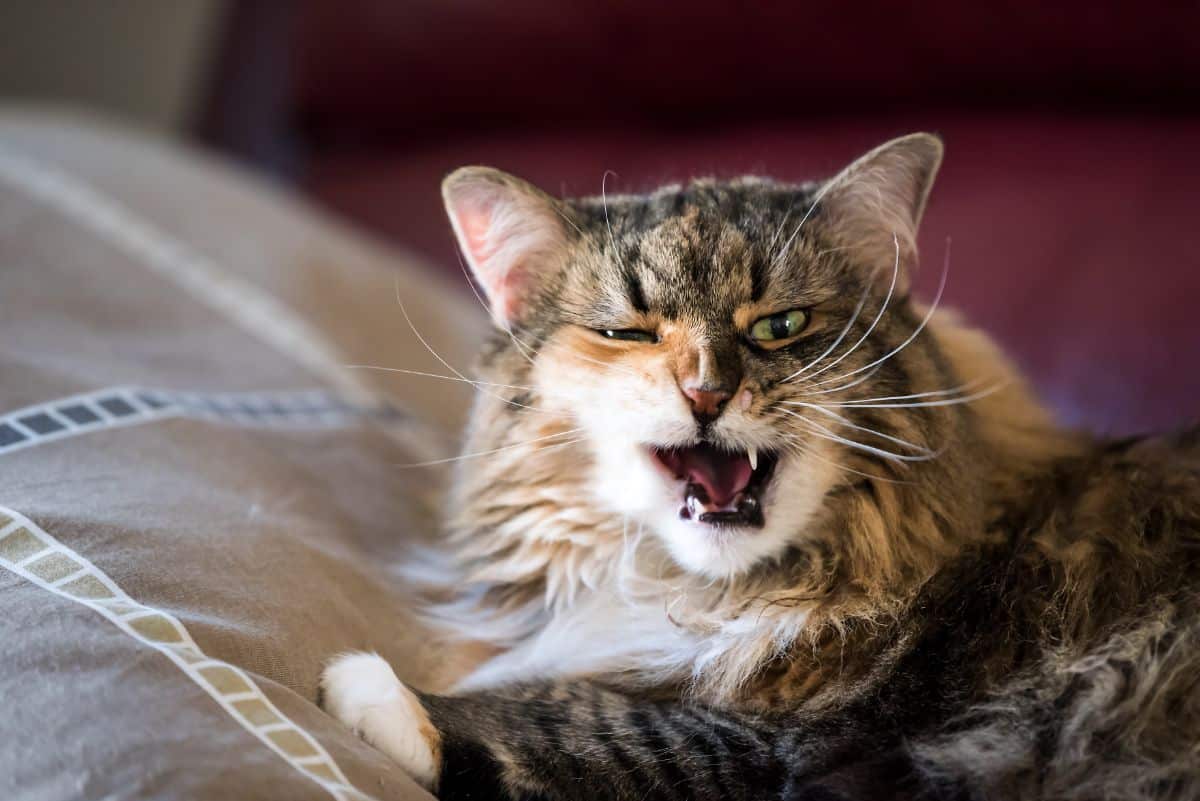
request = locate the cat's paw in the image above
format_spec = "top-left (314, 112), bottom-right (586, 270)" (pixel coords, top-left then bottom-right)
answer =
top-left (320, 652), bottom-right (441, 790)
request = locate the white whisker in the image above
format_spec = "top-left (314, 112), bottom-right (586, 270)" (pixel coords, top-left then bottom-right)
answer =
top-left (394, 428), bottom-right (584, 468)
top-left (810, 237), bottom-right (951, 389)
top-left (813, 380), bottom-right (1012, 410)
top-left (394, 279), bottom-right (554, 414)
top-left (763, 209), bottom-right (792, 256)
top-left (814, 245), bottom-right (853, 258)
top-left (802, 233), bottom-right (902, 382)
top-left (781, 402), bottom-right (934, 455)
top-left (765, 206), bottom-right (794, 258)
top-left (343, 364), bottom-right (536, 393)
top-left (453, 250), bottom-right (635, 390)
top-left (454, 248), bottom-right (540, 367)
top-left (780, 432), bottom-right (913, 485)
top-left (796, 365), bottom-right (882, 397)
top-left (455, 245), bottom-right (642, 380)
top-left (831, 376), bottom-right (990, 406)
top-left (602, 169), bottom-right (625, 269)
top-left (782, 272), bottom-right (877, 383)
top-left (783, 412), bottom-right (934, 464)
top-left (550, 202), bottom-right (586, 238)
top-left (772, 179), bottom-right (838, 267)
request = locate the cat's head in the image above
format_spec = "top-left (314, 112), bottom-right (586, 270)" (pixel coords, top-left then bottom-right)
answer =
top-left (444, 134), bottom-right (977, 579)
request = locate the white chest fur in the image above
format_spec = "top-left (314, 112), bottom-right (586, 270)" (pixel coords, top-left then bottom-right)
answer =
top-left (454, 580), bottom-right (812, 695)
top-left (455, 588), bottom-right (703, 691)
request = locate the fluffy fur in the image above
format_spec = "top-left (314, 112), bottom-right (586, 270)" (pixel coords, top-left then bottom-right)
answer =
top-left (322, 134), bottom-right (1200, 800)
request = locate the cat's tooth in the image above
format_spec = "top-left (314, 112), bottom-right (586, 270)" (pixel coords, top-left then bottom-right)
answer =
top-left (748, 447), bottom-right (758, 471)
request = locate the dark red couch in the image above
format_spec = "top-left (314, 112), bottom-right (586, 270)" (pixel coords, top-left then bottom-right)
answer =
top-left (203, 1), bottom-right (1199, 435)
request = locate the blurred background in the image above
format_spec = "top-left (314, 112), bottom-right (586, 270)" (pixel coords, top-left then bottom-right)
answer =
top-left (1, 1), bottom-right (1197, 434)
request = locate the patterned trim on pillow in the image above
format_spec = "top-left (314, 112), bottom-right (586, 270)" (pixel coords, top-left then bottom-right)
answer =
top-left (0, 504), bottom-right (377, 801)
top-left (0, 386), bottom-right (404, 456)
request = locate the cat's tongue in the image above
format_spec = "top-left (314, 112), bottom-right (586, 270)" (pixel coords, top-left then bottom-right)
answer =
top-left (654, 444), bottom-right (754, 508)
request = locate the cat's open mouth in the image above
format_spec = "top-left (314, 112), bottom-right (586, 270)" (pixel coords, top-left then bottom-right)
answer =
top-left (650, 443), bottom-right (778, 528)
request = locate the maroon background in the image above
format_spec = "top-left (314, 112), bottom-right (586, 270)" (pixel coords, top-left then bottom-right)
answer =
top-left (202, 1), bottom-right (1200, 435)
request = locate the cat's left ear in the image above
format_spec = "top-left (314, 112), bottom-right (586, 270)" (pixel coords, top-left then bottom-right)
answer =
top-left (443, 167), bottom-right (573, 328)
top-left (817, 133), bottom-right (943, 280)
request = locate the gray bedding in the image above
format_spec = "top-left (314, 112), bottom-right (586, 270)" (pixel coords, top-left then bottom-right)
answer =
top-left (0, 109), bottom-right (486, 801)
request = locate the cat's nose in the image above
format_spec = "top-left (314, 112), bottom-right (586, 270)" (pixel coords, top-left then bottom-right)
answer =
top-left (682, 383), bottom-right (733, 423)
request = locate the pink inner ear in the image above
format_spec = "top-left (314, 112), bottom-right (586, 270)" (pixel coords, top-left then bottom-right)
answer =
top-left (459, 204), bottom-right (495, 264)
top-left (451, 192), bottom-right (528, 325)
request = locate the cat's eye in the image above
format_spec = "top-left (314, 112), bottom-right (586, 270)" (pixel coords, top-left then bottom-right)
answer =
top-left (599, 329), bottom-right (658, 344)
top-left (749, 309), bottom-right (810, 344)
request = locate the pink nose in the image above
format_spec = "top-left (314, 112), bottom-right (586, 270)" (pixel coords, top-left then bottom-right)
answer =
top-left (682, 385), bottom-right (732, 421)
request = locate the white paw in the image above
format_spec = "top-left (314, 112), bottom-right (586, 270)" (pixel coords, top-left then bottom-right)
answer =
top-left (321, 652), bottom-right (441, 789)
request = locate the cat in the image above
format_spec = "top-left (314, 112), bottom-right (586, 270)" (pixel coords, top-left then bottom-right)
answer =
top-left (321, 133), bottom-right (1200, 800)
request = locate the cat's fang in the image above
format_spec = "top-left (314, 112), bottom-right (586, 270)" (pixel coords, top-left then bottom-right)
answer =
top-left (748, 447), bottom-right (758, 471)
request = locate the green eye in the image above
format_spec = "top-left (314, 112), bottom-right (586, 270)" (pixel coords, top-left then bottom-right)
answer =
top-left (600, 329), bottom-right (658, 343)
top-left (749, 309), bottom-right (810, 343)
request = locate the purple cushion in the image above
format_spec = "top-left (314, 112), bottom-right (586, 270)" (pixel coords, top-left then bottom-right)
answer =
top-left (306, 115), bottom-right (1200, 435)
top-left (293, 0), bottom-right (1200, 141)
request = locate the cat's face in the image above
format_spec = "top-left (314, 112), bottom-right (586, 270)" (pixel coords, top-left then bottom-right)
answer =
top-left (445, 134), bottom-right (947, 577)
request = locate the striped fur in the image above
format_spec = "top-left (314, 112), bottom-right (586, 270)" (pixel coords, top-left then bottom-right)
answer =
top-left (324, 134), bottom-right (1200, 800)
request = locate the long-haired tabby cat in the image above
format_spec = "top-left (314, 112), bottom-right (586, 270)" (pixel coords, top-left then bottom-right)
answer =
top-left (321, 134), bottom-right (1200, 800)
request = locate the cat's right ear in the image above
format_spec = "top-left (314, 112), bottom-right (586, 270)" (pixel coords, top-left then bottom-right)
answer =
top-left (442, 167), bottom-right (572, 328)
top-left (815, 133), bottom-right (944, 285)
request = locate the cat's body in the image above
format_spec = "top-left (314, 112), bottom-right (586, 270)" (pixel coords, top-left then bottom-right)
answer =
top-left (322, 135), bottom-right (1200, 800)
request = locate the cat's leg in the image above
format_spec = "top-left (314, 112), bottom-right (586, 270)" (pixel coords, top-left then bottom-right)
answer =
top-left (321, 653), bottom-right (784, 801)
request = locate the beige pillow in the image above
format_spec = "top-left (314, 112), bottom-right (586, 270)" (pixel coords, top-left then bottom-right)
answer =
top-left (0, 108), bottom-right (485, 801)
